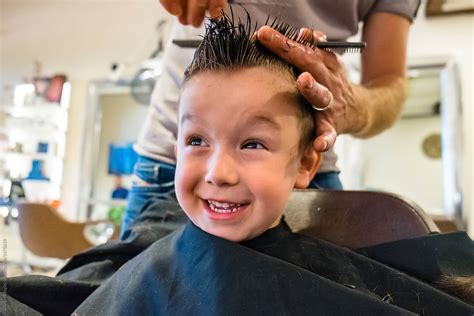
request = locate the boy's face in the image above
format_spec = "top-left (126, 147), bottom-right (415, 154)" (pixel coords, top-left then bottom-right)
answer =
top-left (175, 67), bottom-right (316, 242)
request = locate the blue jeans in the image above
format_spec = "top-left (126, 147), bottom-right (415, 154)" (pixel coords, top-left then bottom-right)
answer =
top-left (309, 171), bottom-right (343, 190)
top-left (120, 155), bottom-right (342, 238)
top-left (120, 156), bottom-right (176, 238)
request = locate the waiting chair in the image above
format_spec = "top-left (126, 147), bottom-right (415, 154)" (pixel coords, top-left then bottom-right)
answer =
top-left (17, 202), bottom-right (119, 260)
top-left (284, 190), bottom-right (440, 249)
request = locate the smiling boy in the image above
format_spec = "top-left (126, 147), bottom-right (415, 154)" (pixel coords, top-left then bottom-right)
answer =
top-left (174, 16), bottom-right (321, 242)
top-left (2, 14), bottom-right (473, 316)
top-left (176, 69), bottom-right (319, 242)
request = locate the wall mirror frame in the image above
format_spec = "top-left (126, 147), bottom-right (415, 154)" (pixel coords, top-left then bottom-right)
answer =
top-left (77, 80), bottom-right (146, 220)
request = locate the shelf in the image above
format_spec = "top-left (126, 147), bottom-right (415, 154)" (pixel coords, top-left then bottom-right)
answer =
top-left (4, 122), bottom-right (67, 135)
top-left (4, 82), bottom-right (71, 202)
top-left (1, 152), bottom-right (64, 161)
top-left (1, 103), bottom-right (67, 117)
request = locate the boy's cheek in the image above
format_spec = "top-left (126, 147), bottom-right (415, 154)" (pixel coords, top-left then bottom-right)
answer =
top-left (174, 168), bottom-right (189, 211)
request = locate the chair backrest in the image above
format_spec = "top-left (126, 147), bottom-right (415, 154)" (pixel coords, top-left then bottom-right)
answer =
top-left (284, 190), bottom-right (440, 249)
top-left (16, 202), bottom-right (94, 259)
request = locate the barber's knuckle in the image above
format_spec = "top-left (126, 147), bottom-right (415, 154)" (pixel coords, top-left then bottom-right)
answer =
top-left (327, 54), bottom-right (338, 65)
top-left (312, 86), bottom-right (326, 102)
top-left (299, 51), bottom-right (316, 69)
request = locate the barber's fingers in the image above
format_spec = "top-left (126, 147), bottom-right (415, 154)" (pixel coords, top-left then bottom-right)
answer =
top-left (257, 26), bottom-right (339, 83)
top-left (177, 1), bottom-right (189, 25)
top-left (208, 0), bottom-right (227, 18)
top-left (297, 72), bottom-right (337, 152)
top-left (187, 0), bottom-right (227, 26)
top-left (297, 72), bottom-right (333, 111)
top-left (187, 0), bottom-right (208, 26)
top-left (159, 0), bottom-right (188, 24)
top-left (162, 0), bottom-right (227, 26)
top-left (160, 0), bottom-right (184, 16)
top-left (313, 122), bottom-right (337, 152)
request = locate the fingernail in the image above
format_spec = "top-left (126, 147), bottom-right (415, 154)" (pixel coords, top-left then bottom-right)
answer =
top-left (324, 136), bottom-right (333, 147)
top-left (259, 28), bottom-right (273, 42)
top-left (298, 28), bottom-right (312, 42)
top-left (297, 28), bottom-right (305, 41)
top-left (322, 140), bottom-right (328, 151)
top-left (305, 77), bottom-right (314, 89)
top-left (169, 3), bottom-right (182, 16)
top-left (296, 28), bottom-right (306, 42)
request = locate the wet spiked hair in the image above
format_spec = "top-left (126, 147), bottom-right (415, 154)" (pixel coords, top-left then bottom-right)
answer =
top-left (183, 12), bottom-right (316, 152)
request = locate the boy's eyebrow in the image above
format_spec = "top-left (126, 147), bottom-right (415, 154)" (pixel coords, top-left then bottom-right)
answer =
top-left (180, 112), bottom-right (201, 125)
top-left (180, 111), bottom-right (282, 132)
top-left (245, 114), bottom-right (282, 131)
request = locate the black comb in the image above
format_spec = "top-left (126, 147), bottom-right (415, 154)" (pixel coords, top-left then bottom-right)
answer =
top-left (172, 39), bottom-right (366, 54)
top-left (316, 41), bottom-right (366, 54)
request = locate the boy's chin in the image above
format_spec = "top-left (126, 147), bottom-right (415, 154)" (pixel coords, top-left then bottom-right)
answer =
top-left (196, 218), bottom-right (283, 242)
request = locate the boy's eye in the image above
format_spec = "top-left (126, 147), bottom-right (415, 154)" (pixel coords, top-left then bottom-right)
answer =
top-left (242, 140), bottom-right (265, 150)
top-left (187, 136), bottom-right (208, 147)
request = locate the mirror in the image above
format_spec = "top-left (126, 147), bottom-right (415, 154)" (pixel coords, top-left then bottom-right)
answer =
top-left (77, 81), bottom-right (148, 220)
top-left (338, 57), bottom-right (464, 227)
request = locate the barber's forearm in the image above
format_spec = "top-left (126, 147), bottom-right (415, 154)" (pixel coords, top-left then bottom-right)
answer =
top-left (343, 76), bottom-right (407, 138)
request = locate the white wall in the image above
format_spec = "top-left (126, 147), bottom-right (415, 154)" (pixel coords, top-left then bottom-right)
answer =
top-left (1, 0), bottom-right (170, 219)
top-left (407, 0), bottom-right (473, 234)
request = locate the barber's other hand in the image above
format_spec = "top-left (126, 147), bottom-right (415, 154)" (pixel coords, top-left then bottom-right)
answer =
top-left (257, 26), bottom-right (362, 152)
top-left (159, 0), bottom-right (227, 27)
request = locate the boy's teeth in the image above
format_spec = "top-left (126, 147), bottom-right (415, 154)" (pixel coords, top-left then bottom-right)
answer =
top-left (208, 200), bottom-right (242, 213)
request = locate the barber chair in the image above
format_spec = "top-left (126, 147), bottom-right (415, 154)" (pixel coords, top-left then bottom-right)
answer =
top-left (284, 190), bottom-right (440, 249)
top-left (17, 202), bottom-right (119, 260)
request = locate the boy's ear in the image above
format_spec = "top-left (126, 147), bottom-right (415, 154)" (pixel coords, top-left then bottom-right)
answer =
top-left (294, 147), bottom-right (322, 189)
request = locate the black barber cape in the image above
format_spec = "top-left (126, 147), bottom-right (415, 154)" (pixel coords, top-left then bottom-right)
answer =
top-left (1, 199), bottom-right (473, 315)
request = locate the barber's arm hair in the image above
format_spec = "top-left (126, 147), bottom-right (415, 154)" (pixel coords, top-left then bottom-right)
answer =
top-left (346, 12), bottom-right (410, 138)
top-left (348, 76), bottom-right (407, 138)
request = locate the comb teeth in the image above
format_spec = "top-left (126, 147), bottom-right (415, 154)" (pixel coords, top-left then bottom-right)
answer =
top-left (321, 47), bottom-right (363, 54)
top-left (317, 41), bottom-right (366, 54)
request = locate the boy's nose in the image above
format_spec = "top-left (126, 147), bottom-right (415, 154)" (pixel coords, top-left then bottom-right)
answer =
top-left (205, 149), bottom-right (239, 186)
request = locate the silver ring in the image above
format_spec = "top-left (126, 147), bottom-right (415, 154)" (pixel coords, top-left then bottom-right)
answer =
top-left (311, 92), bottom-right (333, 111)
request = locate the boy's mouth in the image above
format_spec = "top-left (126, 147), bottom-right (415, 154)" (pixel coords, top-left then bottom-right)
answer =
top-left (203, 199), bottom-right (249, 219)
top-left (207, 200), bottom-right (243, 213)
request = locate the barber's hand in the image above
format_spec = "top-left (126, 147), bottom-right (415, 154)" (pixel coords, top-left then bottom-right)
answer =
top-left (160, 0), bottom-right (227, 27)
top-left (257, 26), bottom-right (357, 152)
